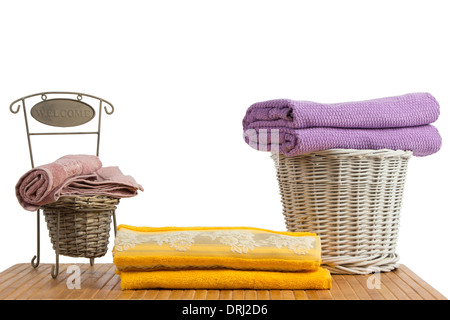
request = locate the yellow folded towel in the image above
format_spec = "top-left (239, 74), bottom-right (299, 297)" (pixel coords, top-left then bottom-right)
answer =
top-left (113, 225), bottom-right (331, 290)
top-left (119, 268), bottom-right (331, 290)
top-left (114, 225), bottom-right (322, 272)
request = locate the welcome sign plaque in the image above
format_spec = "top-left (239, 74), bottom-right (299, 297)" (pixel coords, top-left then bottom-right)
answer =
top-left (30, 98), bottom-right (95, 127)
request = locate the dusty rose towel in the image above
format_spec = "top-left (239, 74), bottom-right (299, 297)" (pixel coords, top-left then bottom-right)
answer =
top-left (16, 155), bottom-right (143, 211)
top-left (60, 167), bottom-right (143, 199)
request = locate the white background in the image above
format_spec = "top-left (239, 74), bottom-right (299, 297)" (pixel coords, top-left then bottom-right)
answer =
top-left (0, 0), bottom-right (449, 299)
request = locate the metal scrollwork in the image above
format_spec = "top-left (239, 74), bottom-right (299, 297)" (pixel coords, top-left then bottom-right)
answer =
top-left (103, 101), bottom-right (114, 115)
top-left (10, 101), bottom-right (22, 114)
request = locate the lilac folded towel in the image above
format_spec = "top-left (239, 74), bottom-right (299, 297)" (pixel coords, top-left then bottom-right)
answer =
top-left (242, 93), bottom-right (442, 157)
top-left (244, 125), bottom-right (441, 157)
top-left (16, 154), bottom-right (144, 211)
top-left (243, 92), bottom-right (440, 130)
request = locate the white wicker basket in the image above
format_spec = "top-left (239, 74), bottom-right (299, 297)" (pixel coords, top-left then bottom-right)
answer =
top-left (271, 149), bottom-right (412, 274)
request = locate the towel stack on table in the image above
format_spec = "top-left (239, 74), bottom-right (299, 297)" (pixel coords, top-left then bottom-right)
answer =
top-left (15, 154), bottom-right (143, 211)
top-left (113, 225), bottom-right (331, 290)
top-left (242, 92), bottom-right (442, 156)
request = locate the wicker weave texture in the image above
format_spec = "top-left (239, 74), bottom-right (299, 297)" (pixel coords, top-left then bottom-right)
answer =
top-left (42, 196), bottom-right (119, 258)
top-left (272, 149), bottom-right (412, 275)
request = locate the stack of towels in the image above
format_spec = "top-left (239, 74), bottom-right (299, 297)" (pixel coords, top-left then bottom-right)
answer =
top-left (113, 225), bottom-right (331, 290)
top-left (242, 92), bottom-right (442, 156)
top-left (15, 154), bottom-right (143, 211)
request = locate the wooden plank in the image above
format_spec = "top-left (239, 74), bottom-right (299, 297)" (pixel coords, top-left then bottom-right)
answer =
top-left (193, 289), bottom-right (208, 300)
top-left (354, 274), bottom-right (386, 300)
top-left (154, 289), bottom-right (172, 300)
top-left (141, 289), bottom-right (159, 300)
top-left (31, 264), bottom-right (89, 300)
top-left (90, 269), bottom-right (121, 299)
top-left (231, 290), bottom-right (244, 300)
top-left (244, 290), bottom-right (257, 300)
top-left (328, 276), bottom-right (346, 300)
top-left (305, 290), bottom-right (320, 300)
top-left (0, 264), bottom-right (38, 299)
top-left (356, 272), bottom-right (397, 300)
top-left (116, 288), bottom-right (135, 300)
top-left (384, 271), bottom-right (419, 300)
top-left (315, 289), bottom-right (334, 300)
top-left (219, 290), bottom-right (233, 300)
top-left (0, 264), bottom-right (29, 284)
top-left (128, 289), bottom-right (147, 300)
top-left (64, 263), bottom-right (108, 300)
top-left (394, 270), bottom-right (434, 300)
top-left (205, 289), bottom-right (220, 300)
top-left (22, 265), bottom-right (69, 300)
top-left (168, 290), bottom-right (184, 300)
top-left (55, 264), bottom-right (104, 300)
top-left (256, 290), bottom-right (271, 300)
top-left (343, 275), bottom-right (373, 300)
top-left (0, 264), bottom-right (446, 300)
top-left (103, 278), bottom-right (125, 299)
top-left (1, 265), bottom-right (52, 300)
top-left (180, 289), bottom-right (196, 300)
top-left (332, 275), bottom-right (359, 300)
top-left (375, 278), bottom-right (397, 300)
top-left (268, 290), bottom-right (283, 300)
top-left (396, 265), bottom-right (447, 300)
top-left (292, 290), bottom-right (308, 300)
top-left (76, 264), bottom-right (117, 300)
top-left (280, 290), bottom-right (296, 300)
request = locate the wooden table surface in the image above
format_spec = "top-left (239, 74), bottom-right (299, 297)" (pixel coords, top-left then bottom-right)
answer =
top-left (0, 263), bottom-right (446, 300)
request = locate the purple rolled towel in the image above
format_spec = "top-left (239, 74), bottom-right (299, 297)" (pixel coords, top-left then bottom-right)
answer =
top-left (244, 125), bottom-right (442, 157)
top-left (243, 92), bottom-right (440, 130)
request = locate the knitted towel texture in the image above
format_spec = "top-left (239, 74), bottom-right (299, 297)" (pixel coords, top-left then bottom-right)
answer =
top-left (243, 92), bottom-right (440, 130)
top-left (242, 92), bottom-right (442, 156)
top-left (245, 125), bottom-right (441, 157)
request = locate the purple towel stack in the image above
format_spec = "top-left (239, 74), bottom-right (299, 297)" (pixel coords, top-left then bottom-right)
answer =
top-left (242, 93), bottom-right (442, 157)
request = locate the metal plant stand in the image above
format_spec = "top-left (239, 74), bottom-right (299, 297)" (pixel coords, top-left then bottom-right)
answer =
top-left (10, 92), bottom-right (116, 278)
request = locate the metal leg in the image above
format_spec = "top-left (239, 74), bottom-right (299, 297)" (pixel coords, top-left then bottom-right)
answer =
top-left (51, 211), bottom-right (60, 279)
top-left (112, 209), bottom-right (117, 237)
top-left (31, 209), bottom-right (40, 268)
top-left (89, 258), bottom-right (95, 266)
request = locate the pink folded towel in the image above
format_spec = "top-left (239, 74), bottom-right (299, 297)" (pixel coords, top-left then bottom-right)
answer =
top-left (15, 154), bottom-right (143, 211)
top-left (60, 166), bottom-right (143, 199)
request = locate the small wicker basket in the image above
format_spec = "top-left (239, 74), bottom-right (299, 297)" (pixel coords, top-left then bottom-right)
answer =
top-left (42, 195), bottom-right (119, 259)
top-left (271, 149), bottom-right (412, 275)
